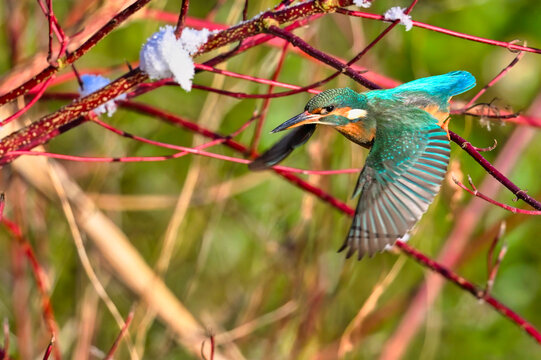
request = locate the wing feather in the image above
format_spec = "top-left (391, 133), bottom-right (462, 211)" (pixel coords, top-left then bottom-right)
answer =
top-left (340, 125), bottom-right (450, 259)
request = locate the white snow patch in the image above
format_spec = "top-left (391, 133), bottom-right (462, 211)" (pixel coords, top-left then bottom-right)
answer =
top-left (79, 74), bottom-right (126, 117)
top-left (354, 0), bottom-right (372, 8)
top-left (384, 7), bottom-right (413, 31)
top-left (139, 25), bottom-right (210, 91)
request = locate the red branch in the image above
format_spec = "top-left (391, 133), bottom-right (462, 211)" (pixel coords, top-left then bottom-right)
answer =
top-left (104, 309), bottom-right (134, 360)
top-left (395, 241), bottom-right (541, 343)
top-left (464, 50), bottom-right (525, 109)
top-left (266, 26), bottom-right (379, 90)
top-left (2, 218), bottom-right (60, 359)
top-left (42, 337), bottom-right (54, 360)
top-left (453, 176), bottom-right (541, 215)
top-left (337, 9), bottom-right (541, 54)
top-left (0, 0), bottom-right (153, 106)
top-left (250, 41), bottom-right (289, 155)
top-left (450, 131), bottom-right (541, 210)
top-left (174, 0), bottom-right (190, 39)
top-left (0, 1), bottom-right (356, 167)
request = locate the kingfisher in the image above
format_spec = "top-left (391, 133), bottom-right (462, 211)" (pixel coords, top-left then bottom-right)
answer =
top-left (249, 71), bottom-right (476, 259)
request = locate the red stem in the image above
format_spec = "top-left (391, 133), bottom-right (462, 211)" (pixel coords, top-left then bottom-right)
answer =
top-left (0, 0), bottom-right (153, 106)
top-left (1, 76), bottom-right (56, 125)
top-left (395, 241), bottom-right (541, 343)
top-left (250, 42), bottom-right (290, 155)
top-left (42, 337), bottom-right (54, 360)
top-left (0, 194), bottom-right (4, 222)
top-left (266, 26), bottom-right (379, 90)
top-left (337, 9), bottom-right (541, 54)
top-left (174, 0), bottom-right (190, 39)
top-left (2, 218), bottom-right (61, 359)
top-left (453, 177), bottom-right (541, 215)
top-left (104, 309), bottom-right (134, 360)
top-left (464, 51), bottom-right (525, 109)
top-left (450, 131), bottom-right (541, 210)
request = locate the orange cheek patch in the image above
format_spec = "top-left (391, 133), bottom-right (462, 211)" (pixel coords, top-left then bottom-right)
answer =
top-left (336, 122), bottom-right (375, 144)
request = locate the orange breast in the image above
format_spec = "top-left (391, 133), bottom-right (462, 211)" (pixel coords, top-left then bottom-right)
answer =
top-left (335, 122), bottom-right (375, 148)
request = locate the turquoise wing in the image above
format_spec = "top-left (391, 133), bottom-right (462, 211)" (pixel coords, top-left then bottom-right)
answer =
top-left (339, 125), bottom-right (450, 259)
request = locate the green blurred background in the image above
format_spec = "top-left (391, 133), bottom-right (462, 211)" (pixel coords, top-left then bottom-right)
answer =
top-left (1, 0), bottom-right (540, 359)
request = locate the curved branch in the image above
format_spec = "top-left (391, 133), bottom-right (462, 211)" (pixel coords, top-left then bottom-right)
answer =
top-left (450, 131), bottom-right (541, 210)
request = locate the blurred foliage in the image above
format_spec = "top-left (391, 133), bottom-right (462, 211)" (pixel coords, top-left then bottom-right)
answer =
top-left (0, 0), bottom-right (540, 359)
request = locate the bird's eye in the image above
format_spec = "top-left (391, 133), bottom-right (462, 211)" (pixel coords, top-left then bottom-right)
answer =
top-left (321, 105), bottom-right (335, 114)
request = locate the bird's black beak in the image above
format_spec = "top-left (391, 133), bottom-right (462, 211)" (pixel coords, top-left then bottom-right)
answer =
top-left (271, 111), bottom-right (334, 133)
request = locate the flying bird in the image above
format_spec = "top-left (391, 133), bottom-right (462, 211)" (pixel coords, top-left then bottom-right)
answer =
top-left (249, 71), bottom-right (476, 259)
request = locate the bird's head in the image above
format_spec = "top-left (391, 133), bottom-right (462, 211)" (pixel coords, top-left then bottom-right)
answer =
top-left (271, 88), bottom-right (369, 133)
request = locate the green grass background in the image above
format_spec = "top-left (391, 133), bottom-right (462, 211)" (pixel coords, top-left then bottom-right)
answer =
top-left (1, 0), bottom-right (541, 359)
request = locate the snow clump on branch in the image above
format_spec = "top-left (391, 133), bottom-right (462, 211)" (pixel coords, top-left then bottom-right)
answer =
top-left (384, 7), bottom-right (413, 31)
top-left (354, 0), bottom-right (372, 8)
top-left (79, 74), bottom-right (126, 117)
top-left (139, 25), bottom-right (210, 91)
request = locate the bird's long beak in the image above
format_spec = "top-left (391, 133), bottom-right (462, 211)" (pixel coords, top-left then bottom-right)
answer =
top-left (271, 111), bottom-right (334, 133)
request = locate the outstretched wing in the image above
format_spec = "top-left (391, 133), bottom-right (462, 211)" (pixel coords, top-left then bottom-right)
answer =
top-left (339, 125), bottom-right (450, 259)
top-left (248, 125), bottom-right (316, 171)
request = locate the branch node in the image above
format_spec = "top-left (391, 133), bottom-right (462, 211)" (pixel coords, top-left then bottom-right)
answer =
top-left (261, 16), bottom-right (280, 31)
top-left (315, 0), bottom-right (340, 11)
top-left (467, 175), bottom-right (478, 194)
top-left (513, 189), bottom-right (528, 202)
top-left (507, 39), bottom-right (524, 53)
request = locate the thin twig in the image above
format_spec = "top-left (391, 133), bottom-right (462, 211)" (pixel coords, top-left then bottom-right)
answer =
top-left (201, 331), bottom-right (215, 360)
top-left (42, 336), bottom-right (55, 360)
top-left (266, 26), bottom-right (379, 90)
top-left (464, 49), bottom-right (525, 109)
top-left (484, 222), bottom-right (507, 297)
top-left (452, 175), bottom-right (541, 214)
top-left (174, 0), bottom-right (190, 39)
top-left (1, 75), bottom-right (56, 126)
top-left (0, 193), bottom-right (4, 222)
top-left (250, 41), bottom-right (289, 155)
top-left (0, 0), bottom-right (153, 106)
top-left (104, 308), bottom-right (135, 360)
top-left (337, 9), bottom-right (541, 54)
top-left (450, 131), bottom-right (541, 210)
top-left (1, 217), bottom-right (60, 359)
top-left (395, 241), bottom-right (541, 343)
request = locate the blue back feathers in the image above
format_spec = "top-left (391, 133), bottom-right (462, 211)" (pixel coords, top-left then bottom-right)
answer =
top-left (366, 71), bottom-right (476, 108)
top-left (392, 70), bottom-right (476, 97)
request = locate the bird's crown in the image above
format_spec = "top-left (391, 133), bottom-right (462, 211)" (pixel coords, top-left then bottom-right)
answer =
top-left (305, 88), bottom-right (367, 114)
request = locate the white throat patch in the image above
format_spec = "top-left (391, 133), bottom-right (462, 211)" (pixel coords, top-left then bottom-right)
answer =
top-left (345, 109), bottom-right (367, 120)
